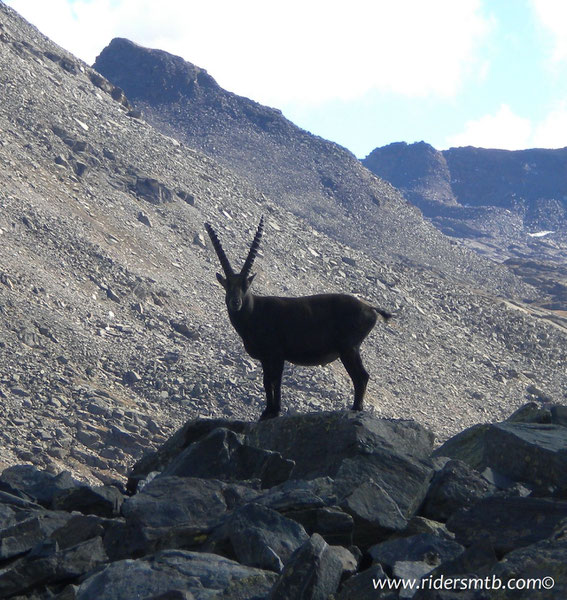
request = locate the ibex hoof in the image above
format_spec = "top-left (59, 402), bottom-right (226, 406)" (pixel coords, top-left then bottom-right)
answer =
top-left (259, 409), bottom-right (279, 421)
top-left (351, 404), bottom-right (363, 412)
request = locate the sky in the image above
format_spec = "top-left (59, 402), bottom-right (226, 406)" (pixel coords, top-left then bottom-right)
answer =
top-left (4, 0), bottom-right (567, 157)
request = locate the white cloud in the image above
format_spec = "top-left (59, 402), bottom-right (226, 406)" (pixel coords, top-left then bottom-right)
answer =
top-left (532, 103), bottom-right (567, 148)
top-left (5, 0), bottom-right (491, 105)
top-left (444, 104), bottom-right (533, 150)
top-left (445, 103), bottom-right (567, 150)
top-left (530, 0), bottom-right (567, 64)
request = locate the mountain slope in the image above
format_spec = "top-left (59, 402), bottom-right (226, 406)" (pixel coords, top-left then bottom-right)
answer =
top-left (1, 4), bottom-right (566, 485)
top-left (93, 39), bottom-right (531, 298)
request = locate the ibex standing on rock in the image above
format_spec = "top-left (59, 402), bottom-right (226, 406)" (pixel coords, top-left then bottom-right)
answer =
top-left (205, 217), bottom-right (391, 420)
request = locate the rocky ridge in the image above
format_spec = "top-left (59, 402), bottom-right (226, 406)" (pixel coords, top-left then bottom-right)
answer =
top-left (92, 38), bottom-right (530, 299)
top-left (363, 142), bottom-right (567, 311)
top-left (1, 405), bottom-right (566, 599)
top-left (1, 3), bottom-right (567, 486)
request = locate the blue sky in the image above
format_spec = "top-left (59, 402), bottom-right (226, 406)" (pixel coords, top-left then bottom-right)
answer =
top-left (5, 0), bottom-right (567, 157)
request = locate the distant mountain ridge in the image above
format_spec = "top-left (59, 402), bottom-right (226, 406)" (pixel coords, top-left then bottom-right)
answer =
top-left (363, 141), bottom-right (567, 309)
top-left (363, 141), bottom-right (567, 245)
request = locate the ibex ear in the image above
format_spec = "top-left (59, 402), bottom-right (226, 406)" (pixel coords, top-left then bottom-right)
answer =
top-left (246, 273), bottom-right (256, 289)
top-left (216, 273), bottom-right (227, 288)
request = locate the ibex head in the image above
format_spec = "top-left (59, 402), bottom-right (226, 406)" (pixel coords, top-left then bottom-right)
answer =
top-left (205, 217), bottom-right (264, 313)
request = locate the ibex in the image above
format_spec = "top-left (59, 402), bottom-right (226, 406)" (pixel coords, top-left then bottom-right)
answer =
top-left (205, 217), bottom-right (391, 420)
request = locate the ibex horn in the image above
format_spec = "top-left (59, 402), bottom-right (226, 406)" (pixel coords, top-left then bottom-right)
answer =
top-left (205, 223), bottom-right (234, 276)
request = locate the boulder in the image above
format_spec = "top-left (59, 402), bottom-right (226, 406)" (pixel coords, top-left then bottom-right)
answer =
top-left (421, 459), bottom-right (496, 521)
top-left (488, 536), bottom-right (567, 599)
top-left (245, 411), bottom-right (433, 481)
top-left (129, 412), bottom-right (434, 548)
top-left (0, 465), bottom-right (79, 507)
top-left (336, 563), bottom-right (397, 599)
top-left (128, 418), bottom-right (252, 492)
top-left (446, 497), bottom-right (567, 553)
top-left (368, 534), bottom-right (464, 573)
top-left (121, 476), bottom-right (258, 530)
top-left (0, 536), bottom-right (107, 598)
top-left (253, 477), bottom-right (354, 544)
top-left (50, 513), bottom-right (119, 552)
top-left (52, 484), bottom-right (124, 517)
top-left (270, 533), bottom-right (356, 600)
top-left (286, 505), bottom-right (355, 547)
top-left (131, 176), bottom-right (174, 204)
top-left (0, 509), bottom-right (72, 560)
top-left (412, 540), bottom-right (499, 599)
top-left (434, 420), bottom-right (567, 493)
top-left (75, 549), bottom-right (277, 600)
top-left (162, 427), bottom-right (294, 488)
top-left (248, 412), bottom-right (434, 546)
top-left (209, 502), bottom-right (309, 572)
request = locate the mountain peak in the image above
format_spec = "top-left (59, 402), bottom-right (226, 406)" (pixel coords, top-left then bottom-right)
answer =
top-left (94, 37), bottom-right (218, 103)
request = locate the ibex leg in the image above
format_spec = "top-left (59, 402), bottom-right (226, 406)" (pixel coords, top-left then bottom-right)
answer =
top-left (259, 359), bottom-right (284, 420)
top-left (340, 347), bottom-right (369, 411)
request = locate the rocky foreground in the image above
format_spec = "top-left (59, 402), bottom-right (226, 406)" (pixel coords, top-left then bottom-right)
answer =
top-left (1, 405), bottom-right (566, 599)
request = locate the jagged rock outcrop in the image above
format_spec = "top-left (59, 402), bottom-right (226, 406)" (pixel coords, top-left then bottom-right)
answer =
top-left (1, 406), bottom-right (567, 599)
top-left (363, 142), bottom-right (567, 310)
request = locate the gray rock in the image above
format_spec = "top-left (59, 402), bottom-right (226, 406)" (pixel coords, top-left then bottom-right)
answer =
top-left (218, 502), bottom-right (309, 572)
top-left (122, 476), bottom-right (258, 529)
top-left (337, 563), bottom-right (396, 600)
top-left (170, 320), bottom-right (199, 340)
top-left (412, 541), bottom-right (499, 599)
top-left (193, 232), bottom-right (206, 248)
top-left (106, 287), bottom-right (121, 302)
top-left (145, 593), bottom-right (194, 600)
top-left (162, 427), bottom-right (294, 488)
top-left (75, 549), bottom-right (277, 600)
top-left (488, 536), bottom-right (567, 599)
top-left (253, 476), bottom-right (336, 513)
top-left (0, 510), bottom-right (72, 560)
top-left (246, 411), bottom-right (434, 480)
top-left (248, 412), bottom-right (434, 547)
top-left (137, 211), bottom-right (152, 227)
top-left (76, 429), bottom-right (101, 449)
top-left (52, 484), bottom-right (124, 518)
top-left (0, 536), bottom-right (107, 598)
top-left (50, 513), bottom-right (118, 551)
top-left (0, 503), bottom-right (16, 529)
top-left (284, 505), bottom-right (355, 546)
top-left (270, 533), bottom-right (355, 600)
top-left (402, 516), bottom-right (455, 540)
top-left (177, 190), bottom-right (195, 205)
top-left (421, 459), bottom-right (496, 521)
top-left (132, 176), bottom-right (174, 204)
top-left (369, 534), bottom-right (464, 573)
top-left (446, 497), bottom-right (567, 553)
top-left (129, 412), bottom-right (433, 549)
top-left (127, 419), bottom-right (253, 492)
top-left (0, 465), bottom-right (79, 507)
top-left (123, 370), bottom-right (142, 385)
top-left (394, 561), bottom-right (435, 599)
top-left (434, 420), bottom-right (567, 493)
top-left (551, 405), bottom-right (567, 427)
top-left (506, 402), bottom-right (552, 424)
